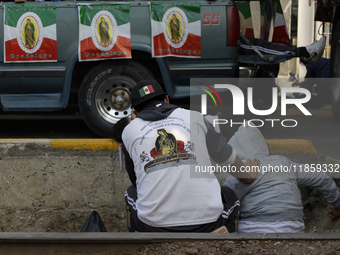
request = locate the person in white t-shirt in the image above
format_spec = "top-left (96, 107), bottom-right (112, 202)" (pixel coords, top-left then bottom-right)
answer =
top-left (121, 79), bottom-right (260, 232)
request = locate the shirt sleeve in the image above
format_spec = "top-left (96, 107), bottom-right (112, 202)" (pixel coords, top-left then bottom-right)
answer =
top-left (296, 164), bottom-right (340, 208)
top-left (204, 117), bottom-right (235, 164)
top-left (223, 174), bottom-right (253, 200)
top-left (122, 145), bottom-right (137, 187)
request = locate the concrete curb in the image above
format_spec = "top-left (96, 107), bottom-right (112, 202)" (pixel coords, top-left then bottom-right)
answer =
top-left (0, 139), bottom-right (120, 151)
top-left (0, 138), bottom-right (318, 154)
top-left (266, 139), bottom-right (318, 155)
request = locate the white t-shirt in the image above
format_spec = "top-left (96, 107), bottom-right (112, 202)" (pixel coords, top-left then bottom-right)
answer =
top-left (122, 108), bottom-right (223, 227)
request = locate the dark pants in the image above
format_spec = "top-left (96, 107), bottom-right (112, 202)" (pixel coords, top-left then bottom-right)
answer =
top-left (125, 185), bottom-right (240, 233)
top-left (240, 37), bottom-right (299, 57)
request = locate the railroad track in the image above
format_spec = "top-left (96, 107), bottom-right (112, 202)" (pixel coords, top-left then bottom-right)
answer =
top-left (1, 232), bottom-right (340, 254)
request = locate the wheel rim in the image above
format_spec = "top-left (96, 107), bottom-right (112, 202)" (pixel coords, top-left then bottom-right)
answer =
top-left (95, 76), bottom-right (135, 124)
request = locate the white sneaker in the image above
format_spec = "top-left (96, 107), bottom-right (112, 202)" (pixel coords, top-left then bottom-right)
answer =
top-left (302, 36), bottom-right (326, 64)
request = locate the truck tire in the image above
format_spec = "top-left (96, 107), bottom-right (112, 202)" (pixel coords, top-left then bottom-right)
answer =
top-left (78, 60), bottom-right (156, 137)
top-left (330, 20), bottom-right (340, 121)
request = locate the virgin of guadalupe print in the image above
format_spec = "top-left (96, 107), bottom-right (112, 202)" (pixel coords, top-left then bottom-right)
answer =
top-left (150, 1), bottom-right (201, 58)
top-left (78, 3), bottom-right (131, 61)
top-left (4, 6), bottom-right (57, 63)
top-left (141, 128), bottom-right (197, 174)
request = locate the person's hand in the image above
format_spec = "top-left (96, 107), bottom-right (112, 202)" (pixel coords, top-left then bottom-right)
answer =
top-left (244, 158), bottom-right (261, 182)
top-left (231, 156), bottom-right (261, 184)
top-left (329, 205), bottom-right (340, 220)
top-left (230, 156), bottom-right (262, 184)
top-left (244, 158), bottom-right (261, 168)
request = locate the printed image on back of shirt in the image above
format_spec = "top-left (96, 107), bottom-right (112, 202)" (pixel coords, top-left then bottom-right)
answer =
top-left (140, 127), bottom-right (197, 174)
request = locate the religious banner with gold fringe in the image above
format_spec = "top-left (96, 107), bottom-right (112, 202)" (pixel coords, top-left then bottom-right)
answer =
top-left (150, 1), bottom-right (201, 58)
top-left (78, 3), bottom-right (131, 62)
top-left (236, 1), bottom-right (255, 38)
top-left (4, 5), bottom-right (57, 63)
top-left (271, 0), bottom-right (291, 46)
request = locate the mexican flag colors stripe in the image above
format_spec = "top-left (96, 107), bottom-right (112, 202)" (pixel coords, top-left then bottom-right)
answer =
top-left (139, 85), bottom-right (155, 97)
top-left (4, 6), bottom-right (57, 63)
top-left (151, 1), bottom-right (201, 58)
top-left (272, 1), bottom-right (291, 46)
top-left (236, 1), bottom-right (254, 38)
top-left (78, 3), bottom-right (131, 62)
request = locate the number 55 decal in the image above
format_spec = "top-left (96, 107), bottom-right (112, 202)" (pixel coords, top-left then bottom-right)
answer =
top-left (203, 14), bottom-right (221, 25)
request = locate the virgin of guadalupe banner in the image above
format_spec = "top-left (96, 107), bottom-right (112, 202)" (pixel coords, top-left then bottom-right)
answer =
top-left (236, 1), bottom-right (255, 38)
top-left (4, 6), bottom-right (57, 63)
top-left (150, 1), bottom-right (201, 58)
top-left (78, 3), bottom-right (131, 62)
top-left (271, 0), bottom-right (291, 46)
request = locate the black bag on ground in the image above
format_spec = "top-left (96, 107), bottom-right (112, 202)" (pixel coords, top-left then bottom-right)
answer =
top-left (80, 211), bottom-right (107, 232)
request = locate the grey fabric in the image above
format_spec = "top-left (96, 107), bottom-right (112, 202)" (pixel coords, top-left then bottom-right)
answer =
top-left (223, 124), bottom-right (340, 223)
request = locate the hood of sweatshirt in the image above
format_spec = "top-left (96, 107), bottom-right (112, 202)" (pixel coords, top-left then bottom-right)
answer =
top-left (136, 101), bottom-right (178, 121)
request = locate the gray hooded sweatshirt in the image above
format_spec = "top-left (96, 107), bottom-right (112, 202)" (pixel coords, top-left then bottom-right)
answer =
top-left (223, 124), bottom-right (340, 223)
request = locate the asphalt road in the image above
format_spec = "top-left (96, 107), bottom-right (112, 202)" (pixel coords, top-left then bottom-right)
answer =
top-left (0, 114), bottom-right (100, 139)
top-left (0, 106), bottom-right (339, 160)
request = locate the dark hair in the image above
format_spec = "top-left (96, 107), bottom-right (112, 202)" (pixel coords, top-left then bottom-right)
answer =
top-left (110, 117), bottom-right (129, 143)
top-left (133, 95), bottom-right (166, 113)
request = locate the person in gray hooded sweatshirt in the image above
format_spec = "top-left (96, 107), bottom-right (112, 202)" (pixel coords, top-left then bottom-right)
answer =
top-left (223, 123), bottom-right (340, 233)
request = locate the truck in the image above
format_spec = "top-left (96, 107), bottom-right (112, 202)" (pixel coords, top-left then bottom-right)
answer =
top-left (0, 0), bottom-right (244, 137)
top-left (1, 0), bottom-right (292, 137)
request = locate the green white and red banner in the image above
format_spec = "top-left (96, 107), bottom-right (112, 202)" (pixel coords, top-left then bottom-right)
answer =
top-left (4, 6), bottom-right (57, 63)
top-left (236, 1), bottom-right (254, 38)
top-left (150, 1), bottom-right (201, 58)
top-left (78, 3), bottom-right (131, 62)
top-left (272, 0), bottom-right (291, 46)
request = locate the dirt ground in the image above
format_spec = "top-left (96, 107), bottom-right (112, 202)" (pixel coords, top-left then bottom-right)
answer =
top-left (295, 155), bottom-right (340, 233)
